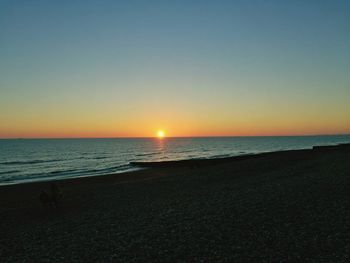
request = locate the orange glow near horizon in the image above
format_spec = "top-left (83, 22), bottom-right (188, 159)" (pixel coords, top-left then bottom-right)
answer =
top-left (0, 103), bottom-right (350, 139)
top-left (0, 120), bottom-right (349, 139)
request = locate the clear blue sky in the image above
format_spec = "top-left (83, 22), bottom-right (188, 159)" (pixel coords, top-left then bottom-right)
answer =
top-left (0, 0), bottom-right (349, 137)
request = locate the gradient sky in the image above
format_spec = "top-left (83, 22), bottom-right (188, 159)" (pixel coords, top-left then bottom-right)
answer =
top-left (1, 0), bottom-right (349, 138)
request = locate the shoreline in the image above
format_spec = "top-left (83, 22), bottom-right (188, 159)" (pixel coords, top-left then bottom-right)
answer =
top-left (1, 143), bottom-right (349, 187)
top-left (1, 142), bottom-right (349, 187)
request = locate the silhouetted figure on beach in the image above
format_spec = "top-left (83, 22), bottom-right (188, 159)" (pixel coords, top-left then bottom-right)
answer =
top-left (38, 183), bottom-right (62, 210)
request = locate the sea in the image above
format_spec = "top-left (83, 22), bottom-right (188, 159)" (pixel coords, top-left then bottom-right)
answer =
top-left (0, 135), bottom-right (349, 185)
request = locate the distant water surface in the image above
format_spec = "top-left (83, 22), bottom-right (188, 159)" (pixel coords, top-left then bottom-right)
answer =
top-left (0, 135), bottom-right (349, 185)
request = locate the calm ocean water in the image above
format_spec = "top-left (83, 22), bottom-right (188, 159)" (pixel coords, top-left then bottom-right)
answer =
top-left (0, 135), bottom-right (349, 185)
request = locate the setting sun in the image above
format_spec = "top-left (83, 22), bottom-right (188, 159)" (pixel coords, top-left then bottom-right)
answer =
top-left (157, 130), bottom-right (165, 138)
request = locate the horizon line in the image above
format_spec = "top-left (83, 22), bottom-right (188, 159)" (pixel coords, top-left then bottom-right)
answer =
top-left (1, 133), bottom-right (350, 140)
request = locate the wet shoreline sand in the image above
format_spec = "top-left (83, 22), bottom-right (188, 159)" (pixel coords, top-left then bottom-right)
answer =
top-left (1, 144), bottom-right (350, 261)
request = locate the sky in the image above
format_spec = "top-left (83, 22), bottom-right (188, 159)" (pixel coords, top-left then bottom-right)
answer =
top-left (0, 0), bottom-right (349, 138)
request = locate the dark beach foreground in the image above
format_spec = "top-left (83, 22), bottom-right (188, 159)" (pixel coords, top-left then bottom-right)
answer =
top-left (1, 144), bottom-right (350, 262)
